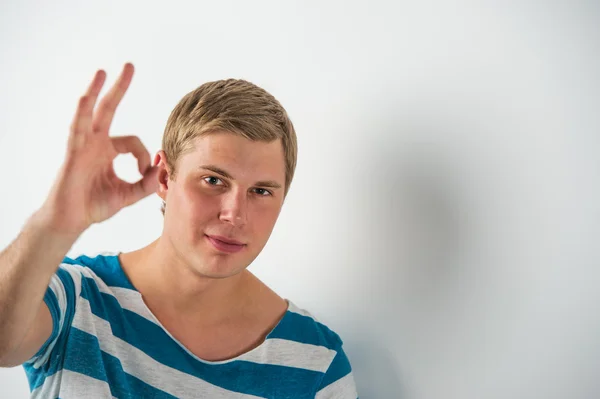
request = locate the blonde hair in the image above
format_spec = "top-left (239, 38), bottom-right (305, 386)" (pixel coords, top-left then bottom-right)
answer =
top-left (160, 79), bottom-right (297, 214)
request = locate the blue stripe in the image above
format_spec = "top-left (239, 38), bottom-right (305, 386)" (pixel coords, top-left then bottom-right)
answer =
top-left (79, 276), bottom-right (323, 398)
top-left (317, 346), bottom-right (353, 391)
top-left (63, 327), bottom-right (109, 384)
top-left (268, 311), bottom-right (342, 349)
top-left (64, 327), bottom-right (178, 399)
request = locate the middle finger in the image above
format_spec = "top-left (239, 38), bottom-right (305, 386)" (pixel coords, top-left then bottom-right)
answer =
top-left (92, 63), bottom-right (135, 134)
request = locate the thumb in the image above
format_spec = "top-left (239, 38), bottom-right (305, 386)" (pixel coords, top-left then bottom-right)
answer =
top-left (121, 165), bottom-right (160, 207)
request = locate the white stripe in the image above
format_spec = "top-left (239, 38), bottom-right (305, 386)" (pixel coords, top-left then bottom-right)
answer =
top-left (30, 370), bottom-right (60, 398)
top-left (47, 277), bottom-right (64, 313)
top-left (110, 286), bottom-right (160, 323)
top-left (76, 265), bottom-right (160, 325)
top-left (315, 372), bottom-right (358, 399)
top-left (287, 301), bottom-right (318, 320)
top-left (72, 298), bottom-right (265, 399)
top-left (31, 369), bottom-right (114, 399)
top-left (60, 263), bottom-right (83, 298)
top-left (234, 338), bottom-right (336, 372)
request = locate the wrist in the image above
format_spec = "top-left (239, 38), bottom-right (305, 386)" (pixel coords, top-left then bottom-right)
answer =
top-left (29, 207), bottom-right (88, 244)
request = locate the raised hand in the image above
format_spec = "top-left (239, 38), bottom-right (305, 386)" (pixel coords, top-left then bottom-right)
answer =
top-left (39, 63), bottom-right (159, 236)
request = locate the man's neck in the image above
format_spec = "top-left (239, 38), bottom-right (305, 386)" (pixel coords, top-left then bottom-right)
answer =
top-left (118, 237), bottom-right (259, 327)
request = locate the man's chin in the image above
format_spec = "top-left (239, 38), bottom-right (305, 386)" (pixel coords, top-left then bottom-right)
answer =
top-left (187, 255), bottom-right (247, 280)
top-left (194, 266), bottom-right (246, 280)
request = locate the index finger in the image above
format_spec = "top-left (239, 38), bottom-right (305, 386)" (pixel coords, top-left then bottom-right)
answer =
top-left (70, 70), bottom-right (107, 136)
top-left (92, 63), bottom-right (135, 134)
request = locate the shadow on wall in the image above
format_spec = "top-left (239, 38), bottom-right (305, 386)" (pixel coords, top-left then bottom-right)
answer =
top-left (351, 338), bottom-right (405, 398)
top-left (341, 119), bottom-right (471, 398)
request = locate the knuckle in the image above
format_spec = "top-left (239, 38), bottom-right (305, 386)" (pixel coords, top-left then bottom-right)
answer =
top-left (128, 136), bottom-right (144, 151)
top-left (133, 136), bottom-right (143, 147)
top-left (67, 132), bottom-right (85, 151)
top-left (70, 121), bottom-right (82, 135)
top-left (99, 98), bottom-right (115, 111)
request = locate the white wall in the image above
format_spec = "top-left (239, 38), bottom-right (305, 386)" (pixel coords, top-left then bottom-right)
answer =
top-left (1, 1), bottom-right (599, 398)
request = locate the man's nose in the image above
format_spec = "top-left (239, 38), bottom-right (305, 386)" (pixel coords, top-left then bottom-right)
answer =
top-left (218, 189), bottom-right (248, 227)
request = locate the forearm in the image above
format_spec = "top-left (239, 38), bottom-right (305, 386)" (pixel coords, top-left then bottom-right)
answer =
top-left (0, 209), bottom-right (81, 358)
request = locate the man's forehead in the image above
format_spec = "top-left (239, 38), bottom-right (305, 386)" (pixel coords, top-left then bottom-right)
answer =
top-left (182, 133), bottom-right (285, 180)
top-left (191, 132), bottom-right (281, 154)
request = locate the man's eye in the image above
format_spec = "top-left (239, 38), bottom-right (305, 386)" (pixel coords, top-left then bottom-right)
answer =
top-left (253, 188), bottom-right (272, 196)
top-left (204, 176), bottom-right (223, 186)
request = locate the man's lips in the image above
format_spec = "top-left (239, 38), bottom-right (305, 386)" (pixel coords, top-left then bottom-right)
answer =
top-left (205, 235), bottom-right (246, 253)
top-left (207, 235), bottom-right (245, 245)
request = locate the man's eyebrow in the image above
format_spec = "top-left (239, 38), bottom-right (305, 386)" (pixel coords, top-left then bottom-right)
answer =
top-left (199, 165), bottom-right (233, 179)
top-left (198, 165), bottom-right (282, 189)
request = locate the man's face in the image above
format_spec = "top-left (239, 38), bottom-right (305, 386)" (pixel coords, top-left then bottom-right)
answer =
top-left (157, 131), bottom-right (286, 279)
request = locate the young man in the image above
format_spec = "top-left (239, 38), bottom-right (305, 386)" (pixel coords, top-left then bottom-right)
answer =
top-left (0, 63), bottom-right (358, 398)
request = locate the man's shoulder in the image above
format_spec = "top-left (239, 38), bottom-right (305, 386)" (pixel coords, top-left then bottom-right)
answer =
top-left (59, 252), bottom-right (135, 290)
top-left (275, 301), bottom-right (345, 352)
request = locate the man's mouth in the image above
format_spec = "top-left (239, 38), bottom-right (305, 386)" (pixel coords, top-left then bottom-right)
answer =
top-left (205, 235), bottom-right (246, 254)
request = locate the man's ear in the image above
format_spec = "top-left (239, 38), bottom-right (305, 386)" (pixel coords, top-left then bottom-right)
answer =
top-left (154, 150), bottom-right (171, 202)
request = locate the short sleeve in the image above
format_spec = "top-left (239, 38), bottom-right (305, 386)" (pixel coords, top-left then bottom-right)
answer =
top-left (24, 262), bottom-right (82, 368)
top-left (315, 345), bottom-right (359, 398)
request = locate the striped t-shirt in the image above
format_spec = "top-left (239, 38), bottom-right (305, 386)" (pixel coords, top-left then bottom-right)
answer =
top-left (23, 254), bottom-right (358, 398)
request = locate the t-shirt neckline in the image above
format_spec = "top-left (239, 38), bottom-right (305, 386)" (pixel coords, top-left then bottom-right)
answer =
top-left (104, 253), bottom-right (292, 365)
